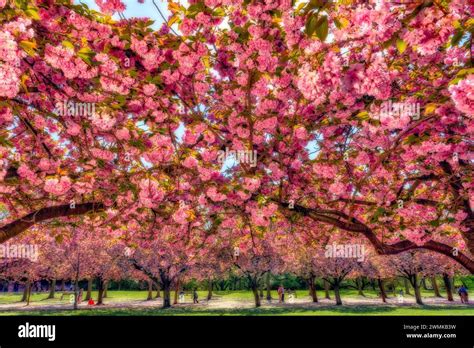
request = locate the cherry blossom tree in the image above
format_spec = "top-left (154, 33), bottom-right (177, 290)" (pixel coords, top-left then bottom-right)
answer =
top-left (0, 0), bottom-right (473, 301)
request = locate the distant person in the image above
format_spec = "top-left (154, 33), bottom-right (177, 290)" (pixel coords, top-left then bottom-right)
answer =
top-left (277, 285), bottom-right (285, 303)
top-left (193, 289), bottom-right (199, 304)
top-left (88, 298), bottom-right (95, 306)
top-left (458, 285), bottom-right (469, 303)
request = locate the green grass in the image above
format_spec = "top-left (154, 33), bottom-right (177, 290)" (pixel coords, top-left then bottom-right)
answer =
top-left (0, 289), bottom-right (472, 316)
top-left (1, 305), bottom-right (473, 316)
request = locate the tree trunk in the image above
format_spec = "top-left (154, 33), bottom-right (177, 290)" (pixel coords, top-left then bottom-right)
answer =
top-left (421, 277), bottom-right (428, 290)
top-left (47, 279), bottom-right (56, 299)
top-left (356, 277), bottom-right (364, 296)
top-left (103, 280), bottom-right (108, 298)
top-left (96, 278), bottom-right (105, 305)
top-left (377, 278), bottom-right (387, 303)
top-left (370, 279), bottom-right (376, 291)
top-left (21, 280), bottom-right (30, 302)
top-left (207, 280), bottom-right (213, 301)
top-left (442, 274), bottom-right (454, 301)
top-left (324, 279), bottom-right (331, 299)
top-left (85, 278), bottom-right (92, 301)
top-left (308, 277), bottom-right (318, 303)
top-left (265, 272), bottom-right (272, 301)
top-left (431, 276), bottom-right (441, 297)
top-left (404, 278), bottom-right (411, 295)
top-left (333, 282), bottom-right (342, 305)
top-left (259, 287), bottom-right (264, 298)
top-left (73, 280), bottom-right (79, 310)
top-left (26, 282), bottom-right (32, 306)
top-left (155, 282), bottom-right (161, 298)
top-left (162, 283), bottom-right (171, 308)
top-left (60, 280), bottom-right (65, 292)
top-left (173, 279), bottom-right (180, 305)
top-left (251, 285), bottom-right (261, 307)
top-left (412, 274), bottom-right (423, 305)
top-left (147, 280), bottom-right (153, 300)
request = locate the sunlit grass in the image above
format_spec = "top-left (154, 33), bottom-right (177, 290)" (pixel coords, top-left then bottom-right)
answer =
top-left (0, 289), bottom-right (472, 316)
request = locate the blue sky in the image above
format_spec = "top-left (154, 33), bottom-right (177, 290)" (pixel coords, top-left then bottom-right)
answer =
top-left (77, 0), bottom-right (169, 28)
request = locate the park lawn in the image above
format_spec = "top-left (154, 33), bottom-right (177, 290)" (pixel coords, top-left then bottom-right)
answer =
top-left (0, 305), bottom-right (473, 316)
top-left (0, 288), bottom-right (458, 305)
top-left (0, 290), bottom-right (473, 316)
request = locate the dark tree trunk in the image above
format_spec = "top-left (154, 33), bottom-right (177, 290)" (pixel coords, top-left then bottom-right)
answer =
top-left (47, 279), bottom-right (56, 299)
top-left (411, 274), bottom-right (423, 305)
top-left (259, 287), bottom-right (264, 298)
top-left (308, 276), bottom-right (318, 303)
top-left (60, 280), bottom-right (65, 292)
top-left (85, 278), bottom-right (92, 301)
top-left (333, 282), bottom-right (342, 305)
top-left (103, 281), bottom-right (108, 298)
top-left (324, 279), bottom-right (331, 299)
top-left (442, 274), bottom-right (454, 301)
top-left (356, 277), bottom-right (364, 296)
top-left (26, 282), bottom-right (32, 306)
top-left (431, 276), bottom-right (441, 297)
top-left (162, 283), bottom-right (171, 308)
top-left (21, 280), bottom-right (30, 302)
top-left (147, 280), bottom-right (153, 300)
top-left (377, 278), bottom-right (387, 303)
top-left (96, 278), bottom-right (105, 305)
top-left (265, 272), bottom-right (272, 301)
top-left (207, 280), bottom-right (213, 301)
top-left (251, 285), bottom-right (261, 307)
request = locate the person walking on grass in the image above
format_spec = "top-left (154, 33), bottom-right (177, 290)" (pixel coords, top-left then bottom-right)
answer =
top-left (193, 288), bottom-right (199, 304)
top-left (277, 285), bottom-right (285, 303)
top-left (458, 285), bottom-right (469, 303)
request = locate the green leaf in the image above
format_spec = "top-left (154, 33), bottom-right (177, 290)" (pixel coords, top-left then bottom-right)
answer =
top-left (403, 134), bottom-right (419, 145)
top-left (356, 111), bottom-right (369, 120)
top-left (315, 15), bottom-right (328, 42)
top-left (77, 47), bottom-right (95, 65)
top-left (396, 39), bottom-right (407, 54)
top-left (62, 41), bottom-right (75, 50)
top-left (25, 7), bottom-right (41, 20)
top-left (371, 207), bottom-right (386, 222)
top-left (19, 40), bottom-right (37, 56)
top-left (451, 29), bottom-right (464, 46)
top-left (0, 135), bottom-right (13, 147)
top-left (305, 14), bottom-right (318, 37)
top-left (456, 68), bottom-right (474, 78)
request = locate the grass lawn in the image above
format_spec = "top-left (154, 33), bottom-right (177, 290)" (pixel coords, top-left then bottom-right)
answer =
top-left (0, 289), bottom-right (472, 316)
